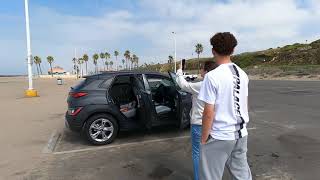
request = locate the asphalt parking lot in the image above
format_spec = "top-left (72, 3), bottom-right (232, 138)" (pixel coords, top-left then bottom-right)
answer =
top-left (26, 80), bottom-right (320, 180)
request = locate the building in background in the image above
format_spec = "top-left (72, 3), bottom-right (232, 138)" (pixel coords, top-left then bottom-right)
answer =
top-left (48, 66), bottom-right (67, 75)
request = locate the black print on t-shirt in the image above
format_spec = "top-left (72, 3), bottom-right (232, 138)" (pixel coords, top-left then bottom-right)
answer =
top-left (229, 65), bottom-right (245, 139)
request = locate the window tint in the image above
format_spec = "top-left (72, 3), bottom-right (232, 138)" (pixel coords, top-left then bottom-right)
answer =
top-left (72, 78), bottom-right (94, 90)
top-left (137, 74), bottom-right (143, 82)
top-left (146, 75), bottom-right (174, 91)
top-left (99, 77), bottom-right (114, 89)
top-left (113, 75), bottom-right (131, 84)
top-left (136, 74), bottom-right (145, 90)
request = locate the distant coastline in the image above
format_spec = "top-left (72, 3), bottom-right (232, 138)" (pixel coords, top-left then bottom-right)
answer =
top-left (0, 75), bottom-right (26, 77)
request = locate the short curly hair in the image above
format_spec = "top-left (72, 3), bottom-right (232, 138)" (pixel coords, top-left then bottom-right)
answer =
top-left (210, 32), bottom-right (238, 56)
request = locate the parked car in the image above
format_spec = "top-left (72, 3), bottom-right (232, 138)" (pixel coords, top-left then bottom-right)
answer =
top-left (65, 71), bottom-right (192, 145)
top-left (182, 72), bottom-right (198, 81)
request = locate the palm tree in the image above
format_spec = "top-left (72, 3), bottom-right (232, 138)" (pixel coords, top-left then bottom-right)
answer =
top-left (39, 59), bottom-right (43, 75)
top-left (33, 56), bottom-right (41, 76)
top-left (93, 54), bottom-right (99, 73)
top-left (47, 56), bottom-right (54, 77)
top-left (124, 50), bottom-right (130, 70)
top-left (82, 54), bottom-right (89, 75)
top-left (100, 53), bottom-right (105, 71)
top-left (114, 51), bottom-right (119, 70)
top-left (136, 56), bottom-right (139, 68)
top-left (72, 57), bottom-right (77, 75)
top-left (195, 43), bottom-right (203, 74)
top-left (77, 58), bottom-right (84, 77)
top-left (168, 55), bottom-right (174, 71)
top-left (122, 59), bottom-right (125, 69)
top-left (105, 61), bottom-right (109, 70)
top-left (168, 55), bottom-right (173, 64)
top-left (105, 52), bottom-right (111, 70)
top-left (132, 54), bottom-right (138, 69)
top-left (110, 61), bottom-right (114, 70)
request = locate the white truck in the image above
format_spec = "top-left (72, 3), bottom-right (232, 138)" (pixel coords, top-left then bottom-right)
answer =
top-left (182, 72), bottom-right (198, 81)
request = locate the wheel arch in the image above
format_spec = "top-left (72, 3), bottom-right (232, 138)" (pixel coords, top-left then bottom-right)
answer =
top-left (81, 105), bottom-right (123, 132)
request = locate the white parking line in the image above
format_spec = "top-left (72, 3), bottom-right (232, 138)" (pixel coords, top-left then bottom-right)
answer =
top-left (52, 128), bottom-right (257, 155)
top-left (53, 135), bottom-right (190, 155)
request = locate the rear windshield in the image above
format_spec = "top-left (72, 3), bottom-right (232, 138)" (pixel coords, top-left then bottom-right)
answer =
top-left (72, 79), bottom-right (86, 90)
top-left (72, 78), bottom-right (94, 90)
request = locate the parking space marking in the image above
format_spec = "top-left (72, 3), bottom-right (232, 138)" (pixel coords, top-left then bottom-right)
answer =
top-left (53, 135), bottom-right (191, 155)
top-left (52, 128), bottom-right (257, 155)
top-left (42, 130), bottom-right (61, 153)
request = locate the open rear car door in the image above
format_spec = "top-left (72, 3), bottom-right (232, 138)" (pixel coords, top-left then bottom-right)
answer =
top-left (131, 75), bottom-right (156, 129)
top-left (168, 72), bottom-right (191, 129)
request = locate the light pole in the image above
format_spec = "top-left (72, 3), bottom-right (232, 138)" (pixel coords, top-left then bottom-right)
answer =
top-left (172, 32), bottom-right (177, 73)
top-left (24, 0), bottom-right (38, 97)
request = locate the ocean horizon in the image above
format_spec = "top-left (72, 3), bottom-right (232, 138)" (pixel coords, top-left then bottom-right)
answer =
top-left (0, 75), bottom-right (26, 77)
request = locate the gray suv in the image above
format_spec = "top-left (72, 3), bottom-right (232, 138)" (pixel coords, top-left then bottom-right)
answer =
top-left (65, 71), bottom-right (192, 145)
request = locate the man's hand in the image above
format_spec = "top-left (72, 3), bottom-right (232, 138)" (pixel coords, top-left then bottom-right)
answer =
top-left (201, 103), bottom-right (215, 144)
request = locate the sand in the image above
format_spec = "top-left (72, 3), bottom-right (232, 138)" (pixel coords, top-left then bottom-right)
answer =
top-left (0, 77), bottom-right (80, 179)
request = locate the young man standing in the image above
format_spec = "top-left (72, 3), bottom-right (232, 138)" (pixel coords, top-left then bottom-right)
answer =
top-left (175, 61), bottom-right (217, 180)
top-left (198, 32), bottom-right (252, 180)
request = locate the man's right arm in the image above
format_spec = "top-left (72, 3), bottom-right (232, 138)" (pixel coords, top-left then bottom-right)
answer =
top-left (201, 103), bottom-right (215, 144)
top-left (198, 75), bottom-right (217, 144)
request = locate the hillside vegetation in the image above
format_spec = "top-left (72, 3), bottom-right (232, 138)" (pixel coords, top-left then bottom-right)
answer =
top-left (138, 39), bottom-right (320, 76)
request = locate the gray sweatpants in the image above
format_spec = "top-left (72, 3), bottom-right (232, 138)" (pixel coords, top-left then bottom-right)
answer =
top-left (199, 136), bottom-right (252, 180)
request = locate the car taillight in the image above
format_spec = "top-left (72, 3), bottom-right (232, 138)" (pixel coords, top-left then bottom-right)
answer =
top-left (69, 92), bottom-right (88, 98)
top-left (68, 107), bottom-right (83, 116)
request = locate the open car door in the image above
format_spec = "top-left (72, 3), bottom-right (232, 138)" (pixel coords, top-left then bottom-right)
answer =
top-left (131, 75), bottom-right (156, 129)
top-left (168, 72), bottom-right (192, 129)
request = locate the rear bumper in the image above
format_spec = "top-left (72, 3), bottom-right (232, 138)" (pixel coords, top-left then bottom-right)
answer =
top-left (65, 112), bottom-right (85, 132)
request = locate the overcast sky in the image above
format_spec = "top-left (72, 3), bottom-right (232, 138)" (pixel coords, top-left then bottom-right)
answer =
top-left (1, 0), bottom-right (320, 75)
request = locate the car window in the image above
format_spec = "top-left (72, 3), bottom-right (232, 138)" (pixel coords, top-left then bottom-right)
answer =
top-left (99, 77), bottom-right (114, 89)
top-left (146, 75), bottom-right (175, 91)
top-left (113, 75), bottom-right (131, 84)
top-left (136, 74), bottom-right (145, 90)
top-left (72, 79), bottom-right (86, 90)
top-left (72, 78), bottom-right (94, 90)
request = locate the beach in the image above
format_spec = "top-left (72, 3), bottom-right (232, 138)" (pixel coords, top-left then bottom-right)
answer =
top-left (0, 77), bottom-right (79, 179)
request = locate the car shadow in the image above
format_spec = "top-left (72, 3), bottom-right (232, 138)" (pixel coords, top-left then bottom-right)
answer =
top-left (55, 126), bottom-right (190, 152)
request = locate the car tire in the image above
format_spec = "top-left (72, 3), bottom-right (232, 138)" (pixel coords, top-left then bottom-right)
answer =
top-left (84, 114), bottom-right (119, 145)
top-left (186, 77), bottom-right (191, 81)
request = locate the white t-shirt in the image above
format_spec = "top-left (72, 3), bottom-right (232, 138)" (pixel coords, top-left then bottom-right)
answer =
top-left (198, 63), bottom-right (249, 140)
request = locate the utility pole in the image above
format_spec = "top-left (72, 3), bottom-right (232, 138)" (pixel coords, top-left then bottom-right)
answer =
top-left (24, 0), bottom-right (38, 97)
top-left (172, 32), bottom-right (177, 73)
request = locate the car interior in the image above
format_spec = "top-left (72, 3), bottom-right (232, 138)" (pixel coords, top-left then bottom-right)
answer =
top-left (109, 75), bottom-right (138, 119)
top-left (145, 75), bottom-right (177, 117)
top-left (109, 74), bottom-right (178, 123)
